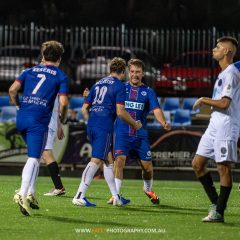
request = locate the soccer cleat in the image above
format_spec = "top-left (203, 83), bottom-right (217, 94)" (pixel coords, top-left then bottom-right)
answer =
top-left (14, 193), bottom-right (31, 216)
top-left (144, 191), bottom-right (160, 204)
top-left (27, 193), bottom-right (39, 210)
top-left (107, 196), bottom-right (130, 205)
top-left (107, 196), bottom-right (114, 204)
top-left (72, 197), bottom-right (96, 207)
top-left (113, 195), bottom-right (123, 206)
top-left (43, 188), bottom-right (66, 196)
top-left (208, 204), bottom-right (217, 214)
top-left (238, 184), bottom-right (240, 191)
top-left (202, 210), bottom-right (224, 223)
top-left (120, 196), bottom-right (131, 205)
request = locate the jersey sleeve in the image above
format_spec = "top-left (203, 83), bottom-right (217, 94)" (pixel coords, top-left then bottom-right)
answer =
top-left (148, 88), bottom-right (160, 111)
top-left (85, 86), bottom-right (95, 104)
top-left (59, 75), bottom-right (69, 95)
top-left (221, 72), bottom-right (239, 100)
top-left (16, 69), bottom-right (28, 85)
top-left (115, 82), bottom-right (126, 105)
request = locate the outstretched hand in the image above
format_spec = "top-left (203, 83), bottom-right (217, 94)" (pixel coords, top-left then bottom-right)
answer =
top-left (193, 97), bottom-right (203, 111)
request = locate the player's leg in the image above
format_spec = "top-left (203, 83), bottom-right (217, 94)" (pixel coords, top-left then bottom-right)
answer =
top-left (192, 135), bottom-right (219, 207)
top-left (205, 140), bottom-right (236, 222)
top-left (41, 128), bottom-right (65, 196)
top-left (73, 128), bottom-right (115, 206)
top-left (14, 126), bottom-right (47, 215)
top-left (113, 134), bottom-right (129, 195)
top-left (137, 137), bottom-right (159, 204)
top-left (103, 152), bottom-right (126, 205)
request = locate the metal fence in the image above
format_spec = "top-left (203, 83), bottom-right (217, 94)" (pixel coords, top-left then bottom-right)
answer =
top-left (1, 23), bottom-right (240, 96)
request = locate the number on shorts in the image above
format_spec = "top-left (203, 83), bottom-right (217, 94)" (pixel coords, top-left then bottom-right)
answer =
top-left (32, 74), bottom-right (46, 94)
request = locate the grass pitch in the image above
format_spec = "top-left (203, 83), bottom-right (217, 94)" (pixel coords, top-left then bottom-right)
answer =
top-left (0, 175), bottom-right (240, 240)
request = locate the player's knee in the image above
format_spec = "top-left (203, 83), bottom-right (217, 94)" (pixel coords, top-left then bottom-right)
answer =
top-left (217, 163), bottom-right (231, 177)
top-left (192, 159), bottom-right (203, 174)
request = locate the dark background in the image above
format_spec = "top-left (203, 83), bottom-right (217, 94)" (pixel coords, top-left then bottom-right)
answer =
top-left (1, 0), bottom-right (240, 29)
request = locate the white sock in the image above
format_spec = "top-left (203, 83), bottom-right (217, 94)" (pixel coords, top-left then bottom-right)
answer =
top-left (74, 162), bottom-right (99, 199)
top-left (103, 163), bottom-right (118, 198)
top-left (19, 158), bottom-right (39, 197)
top-left (115, 178), bottom-right (122, 195)
top-left (143, 179), bottom-right (153, 192)
top-left (28, 162), bottom-right (39, 195)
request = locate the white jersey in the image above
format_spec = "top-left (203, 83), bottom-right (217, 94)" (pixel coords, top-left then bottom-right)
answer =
top-left (48, 97), bottom-right (59, 131)
top-left (206, 62), bottom-right (240, 141)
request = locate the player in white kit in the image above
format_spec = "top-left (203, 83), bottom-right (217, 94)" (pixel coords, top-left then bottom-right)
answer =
top-left (192, 36), bottom-right (240, 222)
top-left (42, 97), bottom-right (66, 196)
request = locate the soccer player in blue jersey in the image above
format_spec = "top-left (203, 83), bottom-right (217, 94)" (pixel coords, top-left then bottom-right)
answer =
top-left (9, 40), bottom-right (69, 216)
top-left (110, 58), bottom-right (171, 205)
top-left (72, 57), bottom-right (142, 207)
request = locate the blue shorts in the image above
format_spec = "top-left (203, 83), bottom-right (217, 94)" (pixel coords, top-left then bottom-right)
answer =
top-left (114, 134), bottom-right (152, 161)
top-left (17, 116), bottom-right (48, 158)
top-left (87, 126), bottom-right (112, 160)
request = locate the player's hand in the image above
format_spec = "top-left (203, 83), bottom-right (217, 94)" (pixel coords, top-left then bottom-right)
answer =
top-left (134, 120), bottom-right (142, 130)
top-left (57, 125), bottom-right (65, 140)
top-left (163, 121), bottom-right (171, 131)
top-left (193, 97), bottom-right (203, 111)
top-left (83, 88), bottom-right (89, 98)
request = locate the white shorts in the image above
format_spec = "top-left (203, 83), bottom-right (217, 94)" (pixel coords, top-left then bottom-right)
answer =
top-left (196, 133), bottom-right (237, 163)
top-left (44, 128), bottom-right (57, 150)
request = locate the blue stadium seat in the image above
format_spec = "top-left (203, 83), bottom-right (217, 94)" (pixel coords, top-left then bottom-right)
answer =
top-left (0, 96), bottom-right (10, 108)
top-left (69, 97), bottom-right (84, 110)
top-left (0, 106), bottom-right (17, 123)
top-left (162, 97), bottom-right (180, 113)
top-left (172, 109), bottom-right (191, 126)
top-left (182, 97), bottom-right (199, 115)
top-left (74, 107), bottom-right (85, 121)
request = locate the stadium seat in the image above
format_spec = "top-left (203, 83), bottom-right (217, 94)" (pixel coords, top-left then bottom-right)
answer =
top-left (74, 107), bottom-right (85, 121)
top-left (0, 96), bottom-right (10, 108)
top-left (172, 109), bottom-right (191, 126)
top-left (146, 110), bottom-right (171, 129)
top-left (69, 97), bottom-right (84, 110)
top-left (182, 97), bottom-right (199, 115)
top-left (0, 106), bottom-right (17, 123)
top-left (162, 97), bottom-right (180, 113)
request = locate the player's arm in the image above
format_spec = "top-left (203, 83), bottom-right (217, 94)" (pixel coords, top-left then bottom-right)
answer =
top-left (8, 81), bottom-right (21, 109)
top-left (81, 102), bottom-right (90, 122)
top-left (59, 95), bottom-right (68, 124)
top-left (193, 97), bottom-right (231, 111)
top-left (153, 108), bottom-right (171, 130)
top-left (116, 104), bottom-right (142, 130)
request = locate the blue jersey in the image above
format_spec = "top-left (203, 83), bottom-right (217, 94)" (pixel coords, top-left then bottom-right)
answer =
top-left (85, 76), bottom-right (125, 131)
top-left (115, 82), bottom-right (160, 137)
top-left (17, 64), bottom-right (69, 125)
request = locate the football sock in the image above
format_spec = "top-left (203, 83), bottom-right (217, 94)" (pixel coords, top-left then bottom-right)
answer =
top-left (103, 163), bottom-right (118, 198)
top-left (143, 179), bottom-right (153, 192)
top-left (28, 161), bottom-right (39, 195)
top-left (75, 162), bottom-right (99, 199)
top-left (198, 172), bottom-right (218, 204)
top-left (19, 158), bottom-right (39, 197)
top-left (216, 185), bottom-right (232, 216)
top-left (115, 178), bottom-right (122, 194)
top-left (47, 161), bottom-right (64, 189)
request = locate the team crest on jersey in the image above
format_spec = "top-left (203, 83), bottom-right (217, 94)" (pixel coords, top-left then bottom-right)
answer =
top-left (147, 151), bottom-right (151, 157)
top-left (221, 147), bottom-right (227, 154)
top-left (141, 91), bottom-right (147, 96)
top-left (218, 79), bottom-right (222, 86)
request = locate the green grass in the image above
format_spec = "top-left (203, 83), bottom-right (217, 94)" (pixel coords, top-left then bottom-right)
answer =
top-left (1, 176), bottom-right (240, 240)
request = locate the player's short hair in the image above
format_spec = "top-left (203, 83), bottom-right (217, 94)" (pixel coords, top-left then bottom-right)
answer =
top-left (41, 40), bottom-right (64, 62)
top-left (217, 36), bottom-right (238, 56)
top-left (128, 58), bottom-right (145, 72)
top-left (109, 57), bottom-right (126, 74)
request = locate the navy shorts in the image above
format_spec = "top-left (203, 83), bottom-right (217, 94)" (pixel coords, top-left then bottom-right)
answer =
top-left (87, 127), bottom-right (112, 160)
top-left (114, 134), bottom-right (152, 161)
